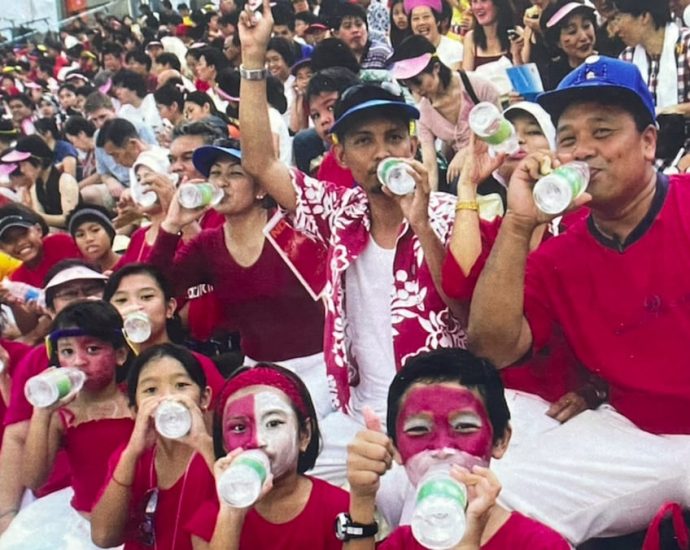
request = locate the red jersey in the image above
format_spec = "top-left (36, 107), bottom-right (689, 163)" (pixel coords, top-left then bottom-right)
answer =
top-left (10, 233), bottom-right (81, 287)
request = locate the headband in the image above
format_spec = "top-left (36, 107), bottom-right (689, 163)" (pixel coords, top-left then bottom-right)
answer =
top-left (45, 327), bottom-right (124, 358)
top-left (217, 365), bottom-right (310, 419)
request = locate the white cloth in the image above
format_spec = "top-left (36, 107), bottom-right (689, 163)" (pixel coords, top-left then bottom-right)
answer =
top-left (0, 488), bottom-right (122, 550)
top-left (631, 22), bottom-right (680, 111)
top-left (268, 107), bottom-right (293, 166)
top-left (436, 35), bottom-right (464, 69)
top-left (494, 404), bottom-right (690, 544)
top-left (118, 94), bottom-right (164, 132)
top-left (345, 236), bottom-right (397, 426)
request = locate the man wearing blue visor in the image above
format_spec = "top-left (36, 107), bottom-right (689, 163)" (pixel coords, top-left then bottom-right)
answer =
top-left (237, 0), bottom-right (467, 436)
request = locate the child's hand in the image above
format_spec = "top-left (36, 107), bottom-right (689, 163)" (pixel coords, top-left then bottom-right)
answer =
top-left (450, 465), bottom-right (501, 548)
top-left (126, 395), bottom-right (162, 457)
top-left (346, 407), bottom-right (398, 500)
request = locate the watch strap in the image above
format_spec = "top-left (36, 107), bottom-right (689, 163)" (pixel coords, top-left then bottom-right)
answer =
top-left (239, 64), bottom-right (268, 81)
top-left (335, 513), bottom-right (378, 541)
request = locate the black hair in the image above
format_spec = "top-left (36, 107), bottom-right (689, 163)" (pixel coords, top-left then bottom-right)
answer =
top-left (218, 13), bottom-right (237, 27)
top-left (184, 90), bottom-right (220, 115)
top-left (390, 0), bottom-right (413, 48)
top-left (541, 0), bottom-right (597, 53)
top-left (101, 41), bottom-right (124, 58)
top-left (267, 36), bottom-right (298, 68)
top-left (154, 82), bottom-right (185, 112)
top-left (306, 66), bottom-right (360, 102)
top-left (103, 262), bottom-right (175, 303)
top-left (386, 349), bottom-right (511, 447)
top-left (266, 75), bottom-right (288, 114)
top-left (272, 3), bottom-right (297, 31)
top-left (64, 115), bottom-right (96, 138)
top-left (198, 46), bottom-right (227, 72)
top-left (57, 83), bottom-right (77, 97)
top-left (171, 119), bottom-right (226, 142)
top-left (127, 343), bottom-right (207, 407)
top-left (42, 258), bottom-right (104, 310)
top-left (50, 300), bottom-right (127, 365)
top-left (97, 117), bottom-right (138, 148)
top-left (125, 48), bottom-right (152, 72)
top-left (15, 134), bottom-right (54, 168)
top-left (612, 0), bottom-right (671, 29)
top-left (472, 0), bottom-right (517, 53)
top-left (155, 51), bottom-right (182, 71)
top-left (310, 38), bottom-right (360, 74)
top-left (335, 2), bottom-right (369, 30)
top-left (75, 85), bottom-right (96, 99)
top-left (112, 69), bottom-right (147, 98)
top-left (392, 34), bottom-right (452, 87)
top-left (34, 118), bottom-right (62, 141)
top-left (7, 93), bottom-right (33, 108)
top-left (213, 363), bottom-right (322, 473)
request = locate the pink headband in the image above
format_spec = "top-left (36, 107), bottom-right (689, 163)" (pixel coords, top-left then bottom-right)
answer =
top-left (546, 2), bottom-right (594, 28)
top-left (217, 365), bottom-right (310, 419)
top-left (403, 0), bottom-right (442, 15)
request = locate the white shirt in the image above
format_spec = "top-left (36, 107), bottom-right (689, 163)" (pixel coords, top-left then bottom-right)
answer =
top-left (346, 236), bottom-right (397, 426)
top-left (437, 35), bottom-right (464, 69)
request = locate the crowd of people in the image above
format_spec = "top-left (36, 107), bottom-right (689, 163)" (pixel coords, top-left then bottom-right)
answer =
top-left (0, 0), bottom-right (687, 548)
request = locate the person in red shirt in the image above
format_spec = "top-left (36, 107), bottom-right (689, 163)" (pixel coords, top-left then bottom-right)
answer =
top-left (204, 363), bottom-right (349, 549)
top-left (467, 55), bottom-right (690, 543)
top-left (345, 349), bottom-right (571, 550)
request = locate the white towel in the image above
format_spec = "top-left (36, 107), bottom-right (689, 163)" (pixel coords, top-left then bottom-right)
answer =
top-left (631, 22), bottom-right (680, 111)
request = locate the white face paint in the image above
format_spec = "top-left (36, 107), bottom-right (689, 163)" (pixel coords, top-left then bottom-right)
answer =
top-left (253, 391), bottom-right (301, 478)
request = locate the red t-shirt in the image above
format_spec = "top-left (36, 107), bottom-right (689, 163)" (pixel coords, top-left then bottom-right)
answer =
top-left (316, 151), bottom-right (355, 189)
top-left (0, 339), bottom-right (31, 443)
top-left (9, 233), bottom-right (81, 287)
top-left (379, 512), bottom-right (570, 549)
top-left (190, 351), bottom-right (225, 408)
top-left (190, 476), bottom-right (349, 549)
top-left (524, 174), bottom-right (690, 434)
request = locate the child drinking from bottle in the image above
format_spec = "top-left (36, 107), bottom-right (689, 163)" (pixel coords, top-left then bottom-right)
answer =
top-left (201, 363), bottom-right (348, 549)
top-left (90, 343), bottom-right (217, 550)
top-left (1, 300), bottom-right (133, 550)
top-left (345, 349), bottom-right (571, 549)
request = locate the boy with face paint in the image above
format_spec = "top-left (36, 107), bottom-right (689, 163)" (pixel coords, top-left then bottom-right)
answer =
top-left (203, 365), bottom-right (349, 549)
top-left (345, 349), bottom-right (571, 549)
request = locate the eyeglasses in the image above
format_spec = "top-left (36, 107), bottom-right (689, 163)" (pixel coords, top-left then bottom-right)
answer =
top-left (53, 283), bottom-right (105, 302)
top-left (138, 488), bottom-right (158, 547)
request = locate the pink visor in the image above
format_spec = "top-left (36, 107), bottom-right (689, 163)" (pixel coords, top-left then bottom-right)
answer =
top-left (1, 150), bottom-right (31, 163)
top-left (404, 0), bottom-right (442, 15)
top-left (546, 2), bottom-right (594, 28)
top-left (392, 53), bottom-right (433, 80)
top-left (0, 163), bottom-right (17, 176)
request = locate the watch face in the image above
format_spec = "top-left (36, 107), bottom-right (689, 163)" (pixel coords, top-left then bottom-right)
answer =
top-left (334, 513), bottom-right (350, 541)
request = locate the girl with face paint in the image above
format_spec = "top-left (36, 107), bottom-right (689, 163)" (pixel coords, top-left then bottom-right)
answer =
top-left (346, 349), bottom-right (571, 549)
top-left (4, 301), bottom-right (134, 550)
top-left (205, 364), bottom-right (349, 549)
top-left (91, 343), bottom-right (218, 550)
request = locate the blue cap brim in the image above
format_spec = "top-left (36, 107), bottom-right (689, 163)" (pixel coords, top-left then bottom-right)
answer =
top-left (330, 99), bottom-right (420, 136)
top-left (537, 84), bottom-right (656, 125)
top-left (192, 146), bottom-right (242, 178)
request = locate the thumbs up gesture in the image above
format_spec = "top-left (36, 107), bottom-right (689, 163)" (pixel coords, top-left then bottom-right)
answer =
top-left (346, 407), bottom-right (400, 500)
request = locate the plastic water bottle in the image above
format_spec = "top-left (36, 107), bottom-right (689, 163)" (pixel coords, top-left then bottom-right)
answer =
top-left (154, 399), bottom-right (192, 439)
top-left (533, 161), bottom-right (590, 215)
top-left (377, 158), bottom-right (416, 195)
top-left (410, 465), bottom-right (468, 550)
top-left (132, 178), bottom-right (158, 208)
top-left (123, 311), bottom-right (152, 344)
top-left (178, 182), bottom-right (224, 209)
top-left (468, 102), bottom-right (520, 156)
top-left (1, 279), bottom-right (45, 308)
top-left (25, 368), bottom-right (86, 408)
top-left (217, 450), bottom-right (271, 508)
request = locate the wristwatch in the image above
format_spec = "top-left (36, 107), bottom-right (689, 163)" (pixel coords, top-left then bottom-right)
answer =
top-left (334, 513), bottom-right (378, 541)
top-left (239, 64), bottom-right (268, 80)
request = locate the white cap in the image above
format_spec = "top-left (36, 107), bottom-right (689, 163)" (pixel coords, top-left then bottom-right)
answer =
top-left (504, 101), bottom-right (556, 151)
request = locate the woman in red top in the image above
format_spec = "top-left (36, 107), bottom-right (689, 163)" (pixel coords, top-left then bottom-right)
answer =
top-left (91, 343), bottom-right (217, 550)
top-left (2, 301), bottom-right (134, 549)
top-left (205, 364), bottom-right (349, 549)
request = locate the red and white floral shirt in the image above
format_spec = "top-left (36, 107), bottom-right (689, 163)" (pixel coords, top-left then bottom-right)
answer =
top-left (288, 169), bottom-right (466, 410)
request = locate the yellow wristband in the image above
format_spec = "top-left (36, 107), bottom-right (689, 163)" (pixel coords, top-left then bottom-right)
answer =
top-left (455, 200), bottom-right (479, 212)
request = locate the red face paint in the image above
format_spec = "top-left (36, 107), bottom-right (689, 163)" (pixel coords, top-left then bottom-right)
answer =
top-left (395, 384), bottom-right (494, 464)
top-left (222, 393), bottom-right (259, 451)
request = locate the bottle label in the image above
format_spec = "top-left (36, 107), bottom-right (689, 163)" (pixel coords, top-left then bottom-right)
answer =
top-left (235, 455), bottom-right (268, 484)
top-left (51, 371), bottom-right (73, 399)
top-left (377, 158), bottom-right (403, 184)
top-left (195, 184), bottom-right (215, 206)
top-left (553, 165), bottom-right (587, 198)
top-left (482, 119), bottom-right (513, 146)
top-left (416, 478), bottom-right (467, 509)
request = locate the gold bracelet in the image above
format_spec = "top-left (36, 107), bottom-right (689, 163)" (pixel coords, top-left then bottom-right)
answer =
top-left (455, 200), bottom-right (479, 212)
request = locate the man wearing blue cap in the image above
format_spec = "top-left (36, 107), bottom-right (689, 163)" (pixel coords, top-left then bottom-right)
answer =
top-left (237, 0), bottom-right (466, 434)
top-left (467, 55), bottom-right (690, 543)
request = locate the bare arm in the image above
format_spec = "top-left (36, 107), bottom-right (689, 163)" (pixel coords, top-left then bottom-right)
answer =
top-left (209, 507), bottom-right (246, 550)
top-left (462, 31), bottom-right (476, 71)
top-left (59, 173), bottom-right (81, 215)
top-left (21, 407), bottom-right (62, 490)
top-left (421, 141), bottom-right (439, 192)
top-left (0, 422), bottom-right (29, 535)
top-left (60, 156), bottom-right (77, 178)
top-left (238, 0), bottom-right (297, 212)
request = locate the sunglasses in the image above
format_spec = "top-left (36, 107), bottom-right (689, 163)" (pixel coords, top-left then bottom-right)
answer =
top-left (138, 488), bottom-right (159, 547)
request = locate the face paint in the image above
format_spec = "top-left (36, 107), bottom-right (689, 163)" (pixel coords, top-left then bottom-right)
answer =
top-left (223, 388), bottom-right (301, 479)
top-left (396, 385), bottom-right (494, 484)
top-left (56, 336), bottom-right (118, 393)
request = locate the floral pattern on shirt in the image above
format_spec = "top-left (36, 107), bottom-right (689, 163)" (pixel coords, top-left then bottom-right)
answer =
top-left (288, 169), bottom-right (466, 411)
